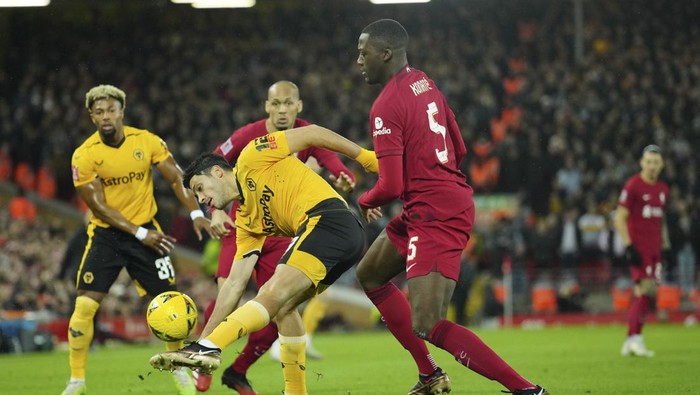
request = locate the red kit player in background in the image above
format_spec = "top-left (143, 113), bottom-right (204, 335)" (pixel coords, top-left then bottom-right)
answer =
top-left (615, 144), bottom-right (670, 357)
top-left (195, 80), bottom-right (355, 394)
top-left (353, 19), bottom-right (547, 395)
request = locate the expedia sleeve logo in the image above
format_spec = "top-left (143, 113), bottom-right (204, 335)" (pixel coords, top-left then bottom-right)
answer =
top-left (372, 116), bottom-right (391, 137)
top-left (101, 171), bottom-right (146, 187)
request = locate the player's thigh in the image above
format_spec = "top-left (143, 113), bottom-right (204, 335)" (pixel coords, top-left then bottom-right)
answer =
top-left (76, 227), bottom-right (126, 294)
top-left (356, 227), bottom-right (405, 290)
top-left (257, 264), bottom-right (315, 317)
top-left (280, 209), bottom-right (364, 288)
top-left (407, 272), bottom-right (456, 331)
top-left (276, 287), bottom-right (316, 325)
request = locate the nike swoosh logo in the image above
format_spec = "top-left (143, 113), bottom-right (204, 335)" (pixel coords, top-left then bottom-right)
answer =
top-left (406, 263), bottom-right (418, 272)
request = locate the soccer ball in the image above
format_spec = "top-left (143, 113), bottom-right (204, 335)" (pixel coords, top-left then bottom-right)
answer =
top-left (146, 291), bottom-right (198, 342)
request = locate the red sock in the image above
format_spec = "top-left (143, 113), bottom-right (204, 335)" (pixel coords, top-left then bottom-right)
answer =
top-left (231, 322), bottom-right (278, 374)
top-left (366, 283), bottom-right (437, 375)
top-left (429, 319), bottom-right (534, 392)
top-left (627, 295), bottom-right (651, 336)
top-left (203, 299), bottom-right (216, 325)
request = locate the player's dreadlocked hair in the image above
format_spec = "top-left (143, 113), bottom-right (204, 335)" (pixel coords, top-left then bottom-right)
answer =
top-left (182, 153), bottom-right (232, 189)
top-left (362, 19), bottom-right (409, 52)
top-left (85, 84), bottom-right (126, 110)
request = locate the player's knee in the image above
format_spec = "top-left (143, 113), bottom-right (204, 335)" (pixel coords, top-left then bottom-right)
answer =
top-left (73, 295), bottom-right (100, 319)
top-left (411, 315), bottom-right (439, 341)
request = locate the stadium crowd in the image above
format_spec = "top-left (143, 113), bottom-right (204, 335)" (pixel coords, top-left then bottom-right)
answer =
top-left (1, 0), bottom-right (699, 320)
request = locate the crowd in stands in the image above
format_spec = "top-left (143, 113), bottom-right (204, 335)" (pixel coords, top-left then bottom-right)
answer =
top-left (1, 0), bottom-right (699, 319)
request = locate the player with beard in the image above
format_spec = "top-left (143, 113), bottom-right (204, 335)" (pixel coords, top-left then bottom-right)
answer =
top-left (193, 81), bottom-right (355, 394)
top-left (63, 84), bottom-right (213, 395)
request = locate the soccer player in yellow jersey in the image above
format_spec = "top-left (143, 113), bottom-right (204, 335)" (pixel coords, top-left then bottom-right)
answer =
top-left (62, 85), bottom-right (213, 395)
top-left (150, 126), bottom-right (379, 395)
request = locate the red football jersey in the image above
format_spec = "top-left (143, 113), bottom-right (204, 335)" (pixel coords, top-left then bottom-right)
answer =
top-left (618, 174), bottom-right (669, 254)
top-left (363, 66), bottom-right (472, 221)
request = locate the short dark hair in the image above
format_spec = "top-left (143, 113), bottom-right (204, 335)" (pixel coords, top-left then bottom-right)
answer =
top-left (642, 144), bottom-right (662, 156)
top-left (362, 19), bottom-right (408, 51)
top-left (182, 153), bottom-right (232, 189)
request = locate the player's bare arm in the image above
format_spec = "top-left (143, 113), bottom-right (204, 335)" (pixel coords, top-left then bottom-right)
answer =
top-left (156, 155), bottom-right (214, 240)
top-left (613, 205), bottom-right (632, 246)
top-left (200, 253), bottom-right (259, 338)
top-left (210, 209), bottom-right (234, 238)
top-left (76, 178), bottom-right (175, 256)
top-left (284, 125), bottom-right (378, 173)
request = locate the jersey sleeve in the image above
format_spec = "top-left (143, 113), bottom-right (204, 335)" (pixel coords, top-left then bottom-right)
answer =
top-left (371, 101), bottom-right (404, 158)
top-left (149, 132), bottom-right (171, 164)
top-left (233, 227), bottom-right (265, 261)
top-left (214, 127), bottom-right (252, 165)
top-left (238, 131), bottom-right (292, 170)
top-left (618, 179), bottom-right (636, 209)
top-left (71, 147), bottom-right (97, 187)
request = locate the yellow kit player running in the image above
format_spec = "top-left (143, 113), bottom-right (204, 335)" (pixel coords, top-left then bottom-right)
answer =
top-left (150, 126), bottom-right (379, 395)
top-left (62, 85), bottom-right (213, 395)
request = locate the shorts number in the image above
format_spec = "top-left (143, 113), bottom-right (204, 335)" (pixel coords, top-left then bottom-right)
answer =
top-left (155, 256), bottom-right (175, 280)
top-left (407, 236), bottom-right (419, 261)
top-left (427, 102), bottom-right (449, 163)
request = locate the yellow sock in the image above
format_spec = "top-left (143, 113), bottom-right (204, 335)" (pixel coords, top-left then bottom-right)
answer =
top-left (302, 297), bottom-right (328, 335)
top-left (279, 335), bottom-right (307, 395)
top-left (68, 296), bottom-right (100, 380)
top-left (165, 340), bottom-right (185, 351)
top-left (206, 300), bottom-right (269, 349)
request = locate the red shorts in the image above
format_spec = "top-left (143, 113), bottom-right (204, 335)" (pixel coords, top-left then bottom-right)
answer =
top-left (385, 205), bottom-right (474, 281)
top-left (217, 231), bottom-right (292, 288)
top-left (629, 251), bottom-right (662, 283)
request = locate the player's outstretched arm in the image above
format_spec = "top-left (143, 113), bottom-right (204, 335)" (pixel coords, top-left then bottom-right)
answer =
top-left (200, 253), bottom-right (258, 339)
top-left (156, 155), bottom-right (214, 240)
top-left (284, 125), bottom-right (378, 173)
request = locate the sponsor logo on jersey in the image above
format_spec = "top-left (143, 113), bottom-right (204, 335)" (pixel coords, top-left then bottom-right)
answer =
top-left (260, 185), bottom-right (276, 233)
top-left (254, 135), bottom-right (278, 151)
top-left (641, 205), bottom-right (663, 219)
top-left (133, 149), bottom-right (144, 161)
top-left (409, 78), bottom-right (432, 96)
top-left (101, 171), bottom-right (146, 187)
top-left (372, 117), bottom-right (392, 137)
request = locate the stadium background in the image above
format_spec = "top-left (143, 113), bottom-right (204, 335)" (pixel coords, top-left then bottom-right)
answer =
top-left (0, 0), bottom-right (698, 349)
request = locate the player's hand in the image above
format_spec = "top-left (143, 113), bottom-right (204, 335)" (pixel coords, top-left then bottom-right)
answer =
top-left (329, 171), bottom-right (355, 193)
top-left (361, 206), bottom-right (383, 224)
top-left (210, 209), bottom-right (234, 239)
top-left (192, 216), bottom-right (214, 241)
top-left (142, 230), bottom-right (177, 256)
top-left (623, 245), bottom-right (642, 267)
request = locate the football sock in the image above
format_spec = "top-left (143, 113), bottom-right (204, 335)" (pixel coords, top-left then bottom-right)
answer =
top-left (165, 339), bottom-right (185, 351)
top-left (627, 295), bottom-right (651, 336)
top-left (206, 300), bottom-right (270, 349)
top-left (365, 283), bottom-right (437, 375)
top-left (203, 299), bottom-right (216, 325)
top-left (429, 319), bottom-right (534, 392)
top-left (231, 322), bottom-right (279, 373)
top-left (68, 296), bottom-right (100, 380)
top-left (279, 334), bottom-right (307, 395)
top-left (302, 297), bottom-right (327, 335)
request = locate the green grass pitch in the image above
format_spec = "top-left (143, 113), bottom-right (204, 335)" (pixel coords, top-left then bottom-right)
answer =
top-left (3, 323), bottom-right (698, 394)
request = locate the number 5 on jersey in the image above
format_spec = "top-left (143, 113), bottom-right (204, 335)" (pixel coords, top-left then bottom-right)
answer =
top-left (427, 102), bottom-right (448, 164)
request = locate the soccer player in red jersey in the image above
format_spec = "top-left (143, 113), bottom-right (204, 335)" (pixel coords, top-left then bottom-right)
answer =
top-left (194, 80), bottom-right (356, 393)
top-left (614, 144), bottom-right (669, 357)
top-left (354, 19), bottom-right (547, 395)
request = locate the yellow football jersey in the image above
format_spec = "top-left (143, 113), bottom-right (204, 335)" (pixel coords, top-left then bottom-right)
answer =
top-left (234, 131), bottom-right (346, 259)
top-left (71, 126), bottom-right (171, 228)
